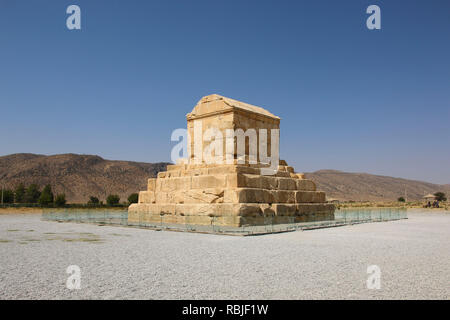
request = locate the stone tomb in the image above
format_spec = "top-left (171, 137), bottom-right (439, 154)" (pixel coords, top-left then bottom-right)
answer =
top-left (128, 94), bottom-right (335, 227)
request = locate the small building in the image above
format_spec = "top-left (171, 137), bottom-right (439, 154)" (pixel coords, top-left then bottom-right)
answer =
top-left (423, 194), bottom-right (436, 202)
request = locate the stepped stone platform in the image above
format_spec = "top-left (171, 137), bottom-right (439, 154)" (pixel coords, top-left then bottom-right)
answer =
top-left (128, 94), bottom-right (335, 227)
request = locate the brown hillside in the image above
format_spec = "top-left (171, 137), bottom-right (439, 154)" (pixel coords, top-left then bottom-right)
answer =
top-left (1, 154), bottom-right (448, 203)
top-left (305, 170), bottom-right (450, 202)
top-left (0, 153), bottom-right (169, 203)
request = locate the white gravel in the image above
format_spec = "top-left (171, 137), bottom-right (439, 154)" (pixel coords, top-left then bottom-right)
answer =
top-left (0, 210), bottom-right (449, 300)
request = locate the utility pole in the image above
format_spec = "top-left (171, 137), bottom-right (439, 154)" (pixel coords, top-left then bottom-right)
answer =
top-left (1, 184), bottom-right (3, 205)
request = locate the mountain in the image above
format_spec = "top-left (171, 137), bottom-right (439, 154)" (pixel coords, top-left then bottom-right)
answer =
top-left (0, 154), bottom-right (448, 203)
top-left (0, 153), bottom-right (169, 203)
top-left (305, 169), bottom-right (450, 201)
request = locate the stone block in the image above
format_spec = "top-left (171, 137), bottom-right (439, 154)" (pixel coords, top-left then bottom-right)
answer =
top-left (147, 178), bottom-right (156, 191)
top-left (272, 204), bottom-right (296, 216)
top-left (207, 165), bottom-right (235, 175)
top-left (167, 170), bottom-right (181, 178)
top-left (286, 166), bottom-right (294, 174)
top-left (139, 191), bottom-right (155, 204)
top-left (225, 188), bottom-right (275, 204)
top-left (273, 190), bottom-right (296, 203)
top-left (295, 179), bottom-right (316, 191)
top-left (278, 178), bottom-right (297, 190)
top-left (233, 203), bottom-right (263, 217)
top-left (295, 191), bottom-right (325, 203)
top-left (192, 175), bottom-right (227, 189)
top-left (157, 172), bottom-right (166, 179)
top-left (155, 192), bottom-right (168, 204)
top-left (296, 173), bottom-right (306, 179)
top-left (260, 176), bottom-right (278, 190)
top-left (275, 171), bottom-right (291, 178)
top-left (183, 188), bottom-right (224, 204)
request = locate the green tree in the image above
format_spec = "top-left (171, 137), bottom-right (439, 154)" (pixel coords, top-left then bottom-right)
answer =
top-left (106, 194), bottom-right (120, 206)
top-left (434, 192), bottom-right (447, 202)
top-left (38, 184), bottom-right (54, 206)
top-left (54, 194), bottom-right (66, 207)
top-left (87, 196), bottom-right (100, 205)
top-left (14, 183), bottom-right (26, 203)
top-left (127, 193), bottom-right (139, 204)
top-left (397, 197), bottom-right (405, 202)
top-left (1, 189), bottom-right (14, 203)
top-left (24, 184), bottom-right (41, 203)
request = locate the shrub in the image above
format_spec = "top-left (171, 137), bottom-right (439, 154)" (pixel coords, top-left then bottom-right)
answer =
top-left (24, 184), bottom-right (41, 203)
top-left (14, 183), bottom-right (26, 203)
top-left (38, 184), bottom-right (54, 206)
top-left (127, 193), bottom-right (139, 204)
top-left (87, 196), bottom-right (100, 205)
top-left (55, 194), bottom-right (67, 207)
top-left (397, 197), bottom-right (405, 202)
top-left (1, 189), bottom-right (14, 203)
top-left (106, 194), bottom-right (120, 206)
top-left (434, 192), bottom-right (447, 202)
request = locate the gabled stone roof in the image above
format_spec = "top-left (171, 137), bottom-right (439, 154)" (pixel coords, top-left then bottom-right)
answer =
top-left (187, 94), bottom-right (280, 120)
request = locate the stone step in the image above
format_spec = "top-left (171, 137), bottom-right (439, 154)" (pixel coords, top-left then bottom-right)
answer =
top-left (129, 203), bottom-right (335, 224)
top-left (127, 212), bottom-right (335, 228)
top-left (224, 189), bottom-right (325, 204)
top-left (149, 173), bottom-right (316, 193)
top-left (160, 164), bottom-right (295, 178)
top-left (139, 188), bottom-right (325, 205)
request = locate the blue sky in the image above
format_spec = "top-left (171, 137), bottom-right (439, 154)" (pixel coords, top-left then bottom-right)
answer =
top-left (0, 0), bottom-right (449, 183)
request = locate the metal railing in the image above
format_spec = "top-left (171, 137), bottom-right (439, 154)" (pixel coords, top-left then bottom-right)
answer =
top-left (42, 207), bottom-right (407, 235)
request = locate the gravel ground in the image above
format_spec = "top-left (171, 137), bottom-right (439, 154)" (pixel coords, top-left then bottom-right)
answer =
top-left (0, 210), bottom-right (449, 300)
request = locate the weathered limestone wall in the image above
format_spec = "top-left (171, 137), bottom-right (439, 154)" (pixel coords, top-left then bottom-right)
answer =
top-left (129, 162), bottom-right (335, 227)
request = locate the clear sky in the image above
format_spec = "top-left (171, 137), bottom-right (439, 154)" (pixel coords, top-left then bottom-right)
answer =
top-left (0, 0), bottom-right (449, 184)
